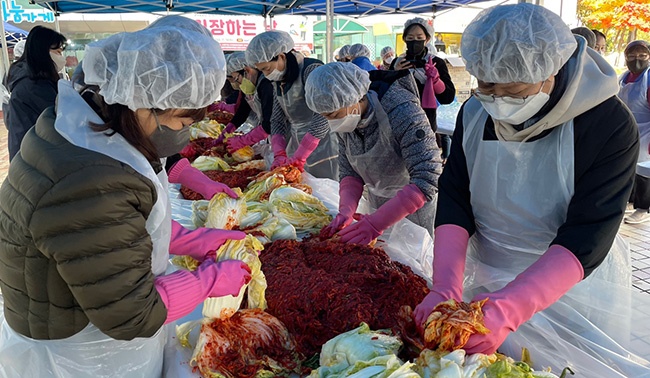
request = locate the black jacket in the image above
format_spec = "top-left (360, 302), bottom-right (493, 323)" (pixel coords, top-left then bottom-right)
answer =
top-left (5, 61), bottom-right (58, 160)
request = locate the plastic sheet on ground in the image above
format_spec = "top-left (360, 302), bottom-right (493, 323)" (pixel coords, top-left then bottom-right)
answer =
top-left (167, 172), bottom-right (650, 377)
top-left (166, 173), bottom-right (434, 377)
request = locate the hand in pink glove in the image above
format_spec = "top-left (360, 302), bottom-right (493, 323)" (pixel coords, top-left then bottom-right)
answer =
top-left (413, 224), bottom-right (470, 333)
top-left (321, 177), bottom-right (365, 238)
top-left (287, 133), bottom-right (320, 172)
top-left (270, 134), bottom-right (290, 170)
top-left (463, 245), bottom-right (584, 354)
top-left (209, 102), bottom-right (236, 114)
top-left (170, 220), bottom-right (246, 261)
top-left (338, 184), bottom-right (427, 245)
top-left (226, 125), bottom-right (269, 153)
top-left (155, 259), bottom-right (251, 323)
top-left (424, 57), bottom-right (440, 81)
top-left (168, 158), bottom-right (238, 200)
top-left (215, 122), bottom-right (237, 144)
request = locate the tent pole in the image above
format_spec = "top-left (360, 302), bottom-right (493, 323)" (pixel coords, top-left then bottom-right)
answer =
top-left (325, 0), bottom-right (333, 63)
top-left (0, 12), bottom-right (11, 77)
top-left (54, 14), bottom-right (61, 32)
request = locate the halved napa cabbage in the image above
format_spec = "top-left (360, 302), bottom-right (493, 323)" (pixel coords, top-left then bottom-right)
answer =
top-left (213, 235), bottom-right (266, 310)
top-left (242, 174), bottom-right (286, 202)
top-left (240, 201), bottom-right (272, 229)
top-left (231, 146), bottom-right (254, 163)
top-left (189, 119), bottom-right (223, 139)
top-left (309, 323), bottom-right (408, 377)
top-left (205, 189), bottom-right (247, 230)
top-left (191, 156), bottom-right (231, 171)
top-left (268, 186), bottom-right (332, 233)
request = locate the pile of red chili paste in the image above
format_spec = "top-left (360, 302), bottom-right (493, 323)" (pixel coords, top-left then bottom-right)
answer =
top-left (180, 168), bottom-right (263, 200)
top-left (259, 238), bottom-right (429, 359)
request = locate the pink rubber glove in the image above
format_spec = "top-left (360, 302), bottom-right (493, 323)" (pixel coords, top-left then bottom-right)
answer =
top-left (413, 224), bottom-right (470, 333)
top-left (226, 125), bottom-right (269, 153)
top-left (169, 220), bottom-right (246, 261)
top-left (464, 245), bottom-right (584, 354)
top-left (320, 176), bottom-right (364, 238)
top-left (270, 134), bottom-right (290, 170)
top-left (210, 102), bottom-right (236, 113)
top-left (338, 184), bottom-right (426, 244)
top-left (168, 158), bottom-right (238, 200)
top-left (287, 133), bottom-right (320, 172)
top-left (155, 259), bottom-right (252, 323)
top-left (424, 57), bottom-right (446, 94)
top-left (215, 122), bottom-right (237, 144)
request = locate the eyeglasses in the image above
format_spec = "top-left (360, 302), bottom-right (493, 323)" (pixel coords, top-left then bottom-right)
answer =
top-left (473, 81), bottom-right (546, 105)
top-left (232, 73), bottom-right (243, 83)
top-left (626, 53), bottom-right (649, 61)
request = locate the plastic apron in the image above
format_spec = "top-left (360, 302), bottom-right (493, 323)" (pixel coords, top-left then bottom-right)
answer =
top-left (276, 54), bottom-right (338, 180)
top-left (344, 92), bottom-right (435, 236)
top-left (460, 99), bottom-right (650, 377)
top-left (0, 81), bottom-right (171, 378)
top-left (619, 68), bottom-right (650, 163)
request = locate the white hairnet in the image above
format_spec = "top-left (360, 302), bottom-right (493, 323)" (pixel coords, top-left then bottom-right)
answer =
top-left (305, 62), bottom-right (370, 114)
top-left (13, 40), bottom-right (25, 58)
top-left (149, 15), bottom-right (213, 38)
top-left (226, 52), bottom-right (247, 75)
top-left (83, 15), bottom-right (225, 111)
top-left (404, 17), bottom-right (433, 39)
top-left (245, 30), bottom-right (294, 65)
top-left (380, 46), bottom-right (394, 58)
top-left (333, 48), bottom-right (341, 61)
top-left (338, 45), bottom-right (351, 59)
top-left (349, 44), bottom-right (371, 59)
top-left (461, 4), bottom-right (577, 84)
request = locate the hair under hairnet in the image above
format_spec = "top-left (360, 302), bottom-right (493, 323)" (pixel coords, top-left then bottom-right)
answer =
top-left (461, 4), bottom-right (577, 84)
top-left (13, 40), bottom-right (25, 58)
top-left (349, 44), bottom-right (371, 59)
top-left (83, 15), bottom-right (225, 111)
top-left (305, 62), bottom-right (370, 114)
top-left (404, 18), bottom-right (433, 39)
top-left (380, 46), bottom-right (394, 58)
top-left (226, 52), bottom-right (247, 75)
top-left (245, 30), bottom-right (294, 65)
top-left (338, 45), bottom-right (351, 59)
top-left (625, 40), bottom-right (650, 54)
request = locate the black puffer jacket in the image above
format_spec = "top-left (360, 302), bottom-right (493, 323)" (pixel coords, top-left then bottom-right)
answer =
top-left (0, 107), bottom-right (167, 340)
top-left (4, 61), bottom-right (58, 160)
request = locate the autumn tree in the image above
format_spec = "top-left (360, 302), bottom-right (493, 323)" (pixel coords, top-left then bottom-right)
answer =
top-left (578, 0), bottom-right (650, 59)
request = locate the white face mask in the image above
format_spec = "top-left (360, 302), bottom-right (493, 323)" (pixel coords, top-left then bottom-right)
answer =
top-left (265, 68), bottom-right (285, 82)
top-left (481, 83), bottom-right (550, 125)
top-left (50, 52), bottom-right (66, 73)
top-left (384, 56), bottom-right (394, 65)
top-left (328, 114), bottom-right (361, 133)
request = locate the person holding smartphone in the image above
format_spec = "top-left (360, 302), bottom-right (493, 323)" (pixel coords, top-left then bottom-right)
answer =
top-left (391, 18), bottom-right (455, 162)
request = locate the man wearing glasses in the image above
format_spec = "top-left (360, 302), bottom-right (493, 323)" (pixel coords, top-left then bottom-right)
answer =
top-left (619, 40), bottom-right (650, 224)
top-left (415, 4), bottom-right (643, 375)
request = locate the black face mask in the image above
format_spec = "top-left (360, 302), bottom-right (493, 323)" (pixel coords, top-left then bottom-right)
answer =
top-left (627, 59), bottom-right (650, 75)
top-left (406, 40), bottom-right (426, 57)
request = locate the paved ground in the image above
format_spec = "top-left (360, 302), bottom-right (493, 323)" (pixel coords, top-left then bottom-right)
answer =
top-left (1, 118), bottom-right (649, 361)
